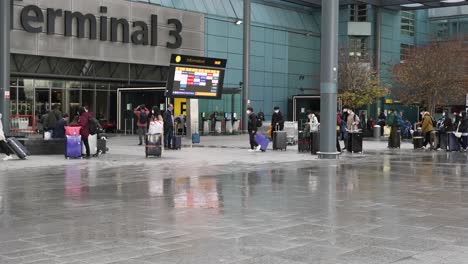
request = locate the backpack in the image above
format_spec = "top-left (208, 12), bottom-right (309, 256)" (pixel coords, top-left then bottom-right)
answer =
top-left (88, 117), bottom-right (98, 135)
top-left (256, 112), bottom-right (265, 127)
top-left (139, 111), bottom-right (148, 124)
top-left (396, 114), bottom-right (404, 127)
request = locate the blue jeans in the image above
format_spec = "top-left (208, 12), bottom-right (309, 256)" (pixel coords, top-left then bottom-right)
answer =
top-left (164, 127), bottom-right (174, 148)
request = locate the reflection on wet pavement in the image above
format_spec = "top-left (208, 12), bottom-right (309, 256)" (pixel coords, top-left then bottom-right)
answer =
top-left (1, 150), bottom-right (468, 263)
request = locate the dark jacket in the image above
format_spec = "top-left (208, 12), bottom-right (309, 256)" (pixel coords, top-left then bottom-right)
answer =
top-left (163, 110), bottom-right (174, 131)
top-left (53, 118), bottom-right (67, 139)
top-left (248, 113), bottom-right (258, 133)
top-left (271, 111), bottom-right (284, 131)
top-left (47, 109), bottom-right (62, 129)
top-left (459, 118), bottom-right (468, 133)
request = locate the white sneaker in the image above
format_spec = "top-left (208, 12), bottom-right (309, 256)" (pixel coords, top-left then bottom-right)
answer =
top-left (248, 149), bottom-right (255, 152)
top-left (2, 155), bottom-right (13, 161)
top-left (255, 145), bottom-right (262, 152)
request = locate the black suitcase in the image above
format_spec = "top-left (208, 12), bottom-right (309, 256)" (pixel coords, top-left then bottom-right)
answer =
top-left (273, 128), bottom-right (287, 151)
top-left (6, 137), bottom-right (29, 159)
top-left (447, 132), bottom-right (461, 152)
top-left (413, 136), bottom-right (424, 149)
top-left (171, 135), bottom-right (182, 150)
top-left (347, 132), bottom-right (363, 153)
top-left (298, 131), bottom-right (310, 153)
top-left (388, 128), bottom-right (401, 149)
top-left (146, 134), bottom-right (162, 157)
top-left (97, 138), bottom-right (108, 155)
top-left (310, 132), bottom-right (320, 154)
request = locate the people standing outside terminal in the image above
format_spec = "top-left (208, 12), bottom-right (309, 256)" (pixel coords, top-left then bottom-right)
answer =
top-left (378, 110), bottom-right (386, 136)
top-left (78, 107), bottom-right (92, 158)
top-left (336, 111), bottom-right (342, 152)
top-left (134, 104), bottom-right (149, 146)
top-left (341, 107), bottom-right (349, 149)
top-left (271, 106), bottom-right (284, 133)
top-left (53, 113), bottom-right (69, 139)
top-left (346, 109), bottom-right (360, 132)
top-left (0, 113), bottom-right (13, 161)
top-left (163, 104), bottom-right (175, 149)
top-left (247, 107), bottom-right (260, 152)
top-left (417, 112), bottom-right (434, 150)
top-left (387, 109), bottom-right (398, 148)
top-left (47, 104), bottom-right (62, 137)
top-left (455, 112), bottom-right (468, 151)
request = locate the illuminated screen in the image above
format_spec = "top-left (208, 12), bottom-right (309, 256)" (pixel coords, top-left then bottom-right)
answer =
top-left (171, 66), bottom-right (222, 97)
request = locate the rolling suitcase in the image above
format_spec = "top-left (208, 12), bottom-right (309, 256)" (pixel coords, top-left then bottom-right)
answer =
top-left (255, 133), bottom-right (270, 152)
top-left (347, 132), bottom-right (363, 153)
top-left (65, 135), bottom-right (82, 159)
top-left (298, 131), bottom-right (310, 153)
top-left (310, 132), bottom-right (320, 154)
top-left (83, 134), bottom-right (98, 156)
top-left (97, 138), bottom-right (108, 154)
top-left (413, 136), bottom-right (424, 150)
top-left (447, 132), bottom-right (460, 152)
top-left (273, 126), bottom-right (287, 151)
top-left (6, 138), bottom-right (29, 160)
top-left (192, 133), bottom-right (200, 144)
top-left (146, 134), bottom-right (162, 157)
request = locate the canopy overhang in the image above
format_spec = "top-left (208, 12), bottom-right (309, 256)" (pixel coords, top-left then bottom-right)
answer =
top-left (282, 0), bottom-right (468, 10)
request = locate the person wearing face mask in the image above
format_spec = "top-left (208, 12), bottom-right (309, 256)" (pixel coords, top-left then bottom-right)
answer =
top-left (247, 107), bottom-right (261, 152)
top-left (346, 109), bottom-right (360, 132)
top-left (271, 106), bottom-right (284, 133)
top-left (0, 113), bottom-right (13, 161)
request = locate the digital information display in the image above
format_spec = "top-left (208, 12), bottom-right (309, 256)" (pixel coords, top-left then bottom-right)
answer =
top-left (172, 66), bottom-right (221, 97)
top-left (166, 55), bottom-right (227, 99)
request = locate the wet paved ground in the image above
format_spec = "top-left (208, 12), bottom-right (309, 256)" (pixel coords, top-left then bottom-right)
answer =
top-left (1, 136), bottom-right (468, 263)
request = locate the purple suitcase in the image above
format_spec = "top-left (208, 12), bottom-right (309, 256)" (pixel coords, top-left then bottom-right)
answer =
top-left (255, 133), bottom-right (270, 152)
top-left (66, 135), bottom-right (82, 159)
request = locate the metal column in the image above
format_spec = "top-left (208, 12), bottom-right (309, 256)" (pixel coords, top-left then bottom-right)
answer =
top-left (242, 0), bottom-right (251, 133)
top-left (0, 0), bottom-right (11, 134)
top-left (375, 7), bottom-right (383, 116)
top-left (318, 0), bottom-right (339, 159)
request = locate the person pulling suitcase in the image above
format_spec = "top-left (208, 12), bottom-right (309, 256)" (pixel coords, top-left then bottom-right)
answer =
top-left (0, 113), bottom-right (14, 161)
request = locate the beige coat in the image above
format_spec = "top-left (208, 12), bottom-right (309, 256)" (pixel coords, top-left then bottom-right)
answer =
top-left (347, 112), bottom-right (360, 131)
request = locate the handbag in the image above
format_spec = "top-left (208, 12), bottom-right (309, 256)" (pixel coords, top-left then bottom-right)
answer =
top-left (383, 126), bottom-right (391, 137)
top-left (454, 132), bottom-right (462, 138)
top-left (148, 120), bottom-right (164, 135)
top-left (44, 131), bottom-right (52, 140)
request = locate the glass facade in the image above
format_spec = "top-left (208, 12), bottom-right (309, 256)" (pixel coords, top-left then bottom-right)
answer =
top-left (9, 78), bottom-right (117, 133)
top-left (401, 11), bottom-right (416, 37)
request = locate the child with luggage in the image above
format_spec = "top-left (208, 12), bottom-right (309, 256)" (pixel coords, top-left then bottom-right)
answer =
top-left (0, 113), bottom-right (13, 161)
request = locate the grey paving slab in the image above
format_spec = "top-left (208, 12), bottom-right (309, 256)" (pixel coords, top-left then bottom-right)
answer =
top-left (1, 135), bottom-right (468, 263)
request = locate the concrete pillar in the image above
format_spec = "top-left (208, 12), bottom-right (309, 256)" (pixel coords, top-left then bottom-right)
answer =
top-left (242, 0), bottom-right (251, 132)
top-left (375, 7), bottom-right (383, 117)
top-left (318, 0), bottom-right (340, 159)
top-left (0, 0), bottom-right (11, 134)
top-left (186, 99), bottom-right (199, 138)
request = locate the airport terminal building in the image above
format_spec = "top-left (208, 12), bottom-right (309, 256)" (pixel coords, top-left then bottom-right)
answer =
top-left (7, 0), bottom-right (468, 133)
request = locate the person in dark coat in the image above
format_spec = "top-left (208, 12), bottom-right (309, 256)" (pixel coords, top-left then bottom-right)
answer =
top-left (271, 106), bottom-right (284, 132)
top-left (78, 107), bottom-right (92, 158)
top-left (53, 113), bottom-right (69, 139)
top-left (163, 104), bottom-right (174, 149)
top-left (247, 107), bottom-right (260, 152)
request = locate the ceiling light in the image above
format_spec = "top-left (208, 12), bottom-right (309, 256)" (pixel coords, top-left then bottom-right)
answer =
top-left (401, 3), bottom-right (424, 7)
top-left (441, 0), bottom-right (465, 3)
top-left (235, 20), bottom-right (243, 25)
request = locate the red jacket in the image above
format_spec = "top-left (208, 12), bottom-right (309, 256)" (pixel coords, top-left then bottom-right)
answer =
top-left (78, 112), bottom-right (93, 139)
top-left (134, 108), bottom-right (150, 127)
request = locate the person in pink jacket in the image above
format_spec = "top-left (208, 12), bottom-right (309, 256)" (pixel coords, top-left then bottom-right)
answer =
top-left (78, 106), bottom-right (93, 158)
top-left (134, 104), bottom-right (150, 145)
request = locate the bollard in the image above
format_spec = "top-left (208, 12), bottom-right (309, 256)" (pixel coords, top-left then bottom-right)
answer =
top-left (373, 125), bottom-right (381, 139)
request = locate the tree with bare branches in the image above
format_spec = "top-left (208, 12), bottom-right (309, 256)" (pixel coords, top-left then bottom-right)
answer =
top-left (338, 49), bottom-right (388, 109)
top-left (391, 40), bottom-right (468, 114)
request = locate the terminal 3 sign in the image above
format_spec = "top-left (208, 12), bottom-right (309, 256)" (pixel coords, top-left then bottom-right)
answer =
top-left (17, 4), bottom-right (183, 49)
